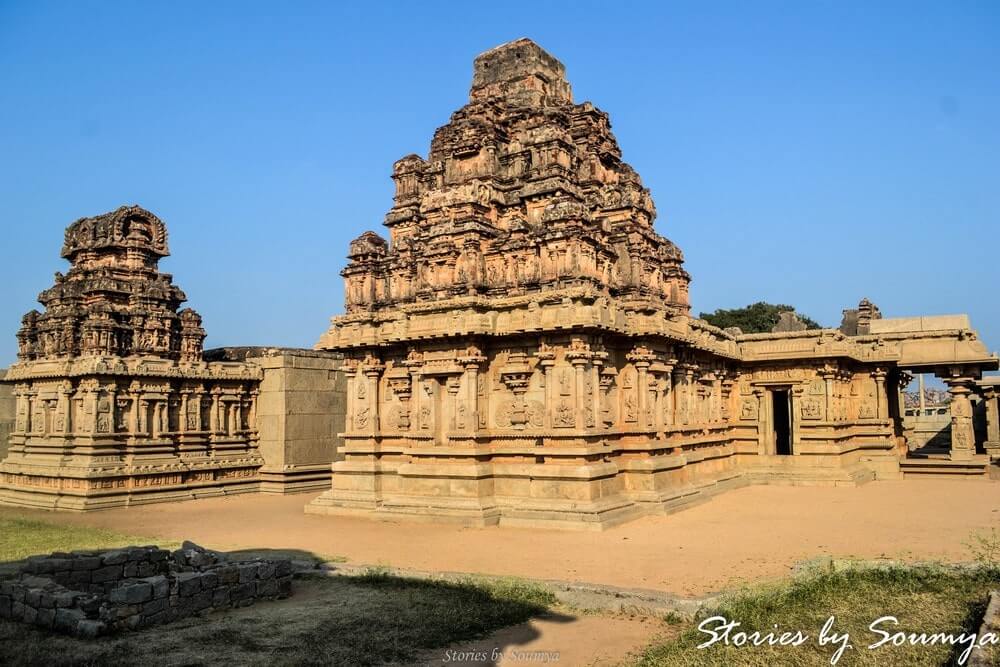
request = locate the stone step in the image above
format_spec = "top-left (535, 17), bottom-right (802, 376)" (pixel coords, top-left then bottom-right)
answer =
top-left (900, 456), bottom-right (990, 478)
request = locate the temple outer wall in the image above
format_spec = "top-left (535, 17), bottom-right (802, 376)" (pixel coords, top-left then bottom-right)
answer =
top-left (0, 369), bottom-right (12, 461)
top-left (211, 348), bottom-right (346, 493)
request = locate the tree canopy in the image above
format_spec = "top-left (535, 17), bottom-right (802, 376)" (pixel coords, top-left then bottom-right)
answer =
top-left (699, 302), bottom-right (822, 333)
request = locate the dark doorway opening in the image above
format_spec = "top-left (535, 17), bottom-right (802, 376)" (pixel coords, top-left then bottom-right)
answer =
top-left (773, 390), bottom-right (792, 455)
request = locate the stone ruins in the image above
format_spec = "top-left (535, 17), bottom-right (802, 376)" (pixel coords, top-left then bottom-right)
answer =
top-left (0, 542), bottom-right (292, 637)
top-left (0, 39), bottom-right (997, 528)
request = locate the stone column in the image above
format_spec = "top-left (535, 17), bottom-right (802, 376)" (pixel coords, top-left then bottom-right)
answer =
top-left (57, 381), bottom-right (73, 435)
top-left (540, 358), bottom-right (556, 430)
top-left (753, 387), bottom-right (767, 454)
top-left (464, 362), bottom-right (480, 434)
top-left (946, 379), bottom-right (976, 461)
top-left (662, 362), bottom-right (675, 426)
top-left (685, 365), bottom-right (697, 425)
top-left (872, 368), bottom-right (888, 420)
top-left (591, 361), bottom-right (602, 431)
top-left (364, 366), bottom-right (382, 438)
top-left (672, 366), bottom-right (686, 426)
top-left (179, 391), bottom-right (189, 434)
top-left (573, 359), bottom-right (588, 429)
top-left (344, 365), bottom-right (358, 432)
top-left (635, 362), bottom-right (649, 429)
top-left (982, 387), bottom-right (1000, 459)
top-left (822, 368), bottom-right (836, 422)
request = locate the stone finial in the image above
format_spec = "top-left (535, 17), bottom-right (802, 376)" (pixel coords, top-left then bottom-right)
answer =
top-left (470, 38), bottom-right (572, 105)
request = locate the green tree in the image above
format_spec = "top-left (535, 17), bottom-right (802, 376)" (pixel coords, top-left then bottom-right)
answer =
top-left (699, 301), bottom-right (822, 333)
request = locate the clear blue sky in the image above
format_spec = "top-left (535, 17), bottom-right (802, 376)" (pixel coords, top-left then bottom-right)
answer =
top-left (1, 1), bottom-right (997, 369)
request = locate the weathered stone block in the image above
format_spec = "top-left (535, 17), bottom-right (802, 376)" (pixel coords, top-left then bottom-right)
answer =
top-left (256, 579), bottom-right (278, 597)
top-left (22, 606), bottom-right (37, 625)
top-left (190, 590), bottom-right (213, 611)
top-left (175, 572), bottom-right (201, 597)
top-left (141, 597), bottom-right (168, 616)
top-left (91, 565), bottom-right (123, 583)
top-left (199, 571), bottom-right (219, 590)
top-left (69, 570), bottom-right (91, 585)
top-left (232, 582), bottom-right (255, 600)
top-left (54, 591), bottom-right (77, 608)
top-left (217, 565), bottom-right (239, 584)
top-left (35, 607), bottom-right (55, 628)
top-left (211, 587), bottom-right (230, 607)
top-left (76, 619), bottom-right (105, 638)
top-left (144, 575), bottom-right (169, 599)
top-left (72, 556), bottom-right (102, 571)
top-left (237, 564), bottom-right (259, 583)
top-left (109, 582), bottom-right (153, 605)
top-left (0, 596), bottom-right (10, 617)
top-left (54, 607), bottom-right (86, 632)
top-left (101, 550), bottom-right (128, 566)
top-left (123, 562), bottom-right (139, 578)
top-left (257, 562), bottom-right (276, 580)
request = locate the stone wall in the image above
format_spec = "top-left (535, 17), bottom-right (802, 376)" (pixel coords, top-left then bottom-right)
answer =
top-left (207, 347), bottom-right (346, 493)
top-left (0, 542), bottom-right (292, 637)
top-left (0, 369), bottom-right (12, 462)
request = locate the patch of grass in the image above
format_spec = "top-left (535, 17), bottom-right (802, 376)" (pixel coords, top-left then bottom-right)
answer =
top-left (0, 514), bottom-right (173, 563)
top-left (635, 565), bottom-right (1000, 666)
top-left (0, 572), bottom-right (555, 667)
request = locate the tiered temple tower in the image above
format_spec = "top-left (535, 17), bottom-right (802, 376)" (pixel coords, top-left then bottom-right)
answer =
top-left (1, 206), bottom-right (263, 509)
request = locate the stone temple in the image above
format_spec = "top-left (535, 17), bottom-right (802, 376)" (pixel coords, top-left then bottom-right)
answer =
top-left (1, 39), bottom-right (997, 526)
top-left (306, 39), bottom-right (998, 528)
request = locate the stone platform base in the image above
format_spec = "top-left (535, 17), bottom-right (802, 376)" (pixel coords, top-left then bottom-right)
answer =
top-left (306, 470), bottom-right (753, 531)
top-left (899, 455), bottom-right (991, 479)
top-left (0, 478), bottom-right (262, 512)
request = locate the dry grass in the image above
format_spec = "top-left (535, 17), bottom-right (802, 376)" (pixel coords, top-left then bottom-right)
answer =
top-left (0, 573), bottom-right (555, 667)
top-left (634, 564), bottom-right (1000, 666)
top-left (0, 513), bottom-right (175, 563)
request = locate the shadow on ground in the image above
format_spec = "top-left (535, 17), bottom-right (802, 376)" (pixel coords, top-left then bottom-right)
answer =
top-left (0, 539), bottom-right (564, 667)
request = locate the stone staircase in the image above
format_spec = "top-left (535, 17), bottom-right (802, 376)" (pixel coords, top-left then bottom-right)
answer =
top-left (900, 446), bottom-right (993, 478)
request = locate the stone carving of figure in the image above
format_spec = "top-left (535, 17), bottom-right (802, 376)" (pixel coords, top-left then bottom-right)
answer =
top-left (555, 400), bottom-right (574, 427)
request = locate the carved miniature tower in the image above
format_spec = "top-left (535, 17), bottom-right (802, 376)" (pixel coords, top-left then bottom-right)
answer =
top-left (1, 206), bottom-right (262, 510)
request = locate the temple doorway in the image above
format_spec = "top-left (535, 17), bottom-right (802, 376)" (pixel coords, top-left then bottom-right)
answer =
top-left (772, 389), bottom-right (792, 455)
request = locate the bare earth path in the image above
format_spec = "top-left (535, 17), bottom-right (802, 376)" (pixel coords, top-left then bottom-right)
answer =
top-left (4, 479), bottom-right (998, 597)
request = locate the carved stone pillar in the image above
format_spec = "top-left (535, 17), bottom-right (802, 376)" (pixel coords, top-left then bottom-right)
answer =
top-left (753, 387), bottom-right (767, 454)
top-left (821, 366), bottom-right (836, 421)
top-left (179, 391), bottom-right (189, 434)
top-left (210, 387), bottom-right (223, 434)
top-left (344, 363), bottom-right (359, 432)
top-left (57, 380), bottom-right (73, 435)
top-left (363, 366), bottom-right (382, 438)
top-left (684, 365), bottom-right (697, 425)
top-left (672, 366), bottom-right (686, 425)
top-left (537, 344), bottom-right (556, 429)
top-left (13, 385), bottom-right (30, 435)
top-left (946, 379), bottom-right (976, 461)
top-left (872, 368), bottom-right (888, 420)
top-left (662, 362), bottom-right (675, 426)
top-left (982, 387), bottom-right (1000, 459)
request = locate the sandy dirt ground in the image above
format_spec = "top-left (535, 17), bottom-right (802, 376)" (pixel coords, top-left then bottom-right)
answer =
top-left (4, 479), bottom-right (999, 598)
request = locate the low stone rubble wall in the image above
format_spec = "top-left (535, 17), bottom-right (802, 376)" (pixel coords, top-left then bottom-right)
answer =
top-left (0, 542), bottom-right (292, 637)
